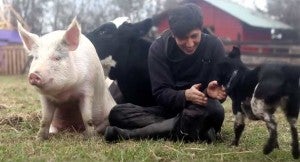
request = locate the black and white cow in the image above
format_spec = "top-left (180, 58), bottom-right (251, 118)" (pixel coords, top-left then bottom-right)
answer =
top-left (214, 47), bottom-right (261, 145)
top-left (216, 47), bottom-right (300, 159)
top-left (86, 17), bottom-right (156, 107)
top-left (251, 63), bottom-right (300, 159)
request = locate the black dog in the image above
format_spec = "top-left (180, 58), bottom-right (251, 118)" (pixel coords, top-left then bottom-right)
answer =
top-left (214, 46), bottom-right (260, 146)
top-left (251, 63), bottom-right (300, 159)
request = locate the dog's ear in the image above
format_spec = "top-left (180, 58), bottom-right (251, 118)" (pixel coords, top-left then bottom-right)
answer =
top-left (228, 46), bottom-right (241, 59)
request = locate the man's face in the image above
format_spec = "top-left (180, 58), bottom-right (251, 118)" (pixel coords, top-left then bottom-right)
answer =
top-left (173, 29), bottom-right (202, 55)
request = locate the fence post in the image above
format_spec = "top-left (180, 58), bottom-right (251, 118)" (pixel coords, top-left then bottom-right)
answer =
top-left (0, 45), bottom-right (27, 75)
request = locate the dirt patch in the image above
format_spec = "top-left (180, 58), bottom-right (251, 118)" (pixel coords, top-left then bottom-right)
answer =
top-left (0, 115), bottom-right (24, 126)
top-left (0, 104), bottom-right (8, 109)
top-left (26, 111), bottom-right (41, 122)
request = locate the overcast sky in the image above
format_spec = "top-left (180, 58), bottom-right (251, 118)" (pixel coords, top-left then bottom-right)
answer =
top-left (231, 0), bottom-right (267, 11)
top-left (0, 0), bottom-right (268, 14)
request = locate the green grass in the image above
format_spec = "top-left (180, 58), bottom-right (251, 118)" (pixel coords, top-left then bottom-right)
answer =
top-left (0, 75), bottom-right (299, 161)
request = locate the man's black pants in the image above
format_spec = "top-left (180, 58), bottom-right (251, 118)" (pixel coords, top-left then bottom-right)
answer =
top-left (107, 98), bottom-right (224, 142)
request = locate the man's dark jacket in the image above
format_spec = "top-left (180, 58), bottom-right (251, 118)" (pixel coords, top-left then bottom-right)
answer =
top-left (148, 30), bottom-right (225, 116)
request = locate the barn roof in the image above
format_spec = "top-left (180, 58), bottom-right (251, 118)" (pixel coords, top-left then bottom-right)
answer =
top-left (204, 0), bottom-right (293, 30)
top-left (0, 30), bottom-right (22, 46)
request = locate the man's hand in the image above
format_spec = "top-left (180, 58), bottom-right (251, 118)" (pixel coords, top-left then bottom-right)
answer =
top-left (207, 80), bottom-right (227, 100)
top-left (185, 83), bottom-right (208, 106)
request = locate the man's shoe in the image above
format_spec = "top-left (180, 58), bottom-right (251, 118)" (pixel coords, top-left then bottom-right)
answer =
top-left (104, 126), bottom-right (126, 142)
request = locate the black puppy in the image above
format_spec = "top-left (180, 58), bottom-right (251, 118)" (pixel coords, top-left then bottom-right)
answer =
top-left (214, 46), bottom-right (260, 146)
top-left (251, 63), bottom-right (300, 159)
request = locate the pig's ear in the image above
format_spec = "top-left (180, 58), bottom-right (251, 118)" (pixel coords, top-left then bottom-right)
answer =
top-left (63, 17), bottom-right (81, 51)
top-left (17, 21), bottom-right (39, 52)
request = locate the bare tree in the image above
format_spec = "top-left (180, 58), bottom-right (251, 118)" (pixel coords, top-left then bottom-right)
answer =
top-left (110, 0), bottom-right (166, 22)
top-left (10, 0), bottom-right (47, 34)
top-left (163, 0), bottom-right (182, 10)
top-left (9, 0), bottom-right (166, 34)
top-left (266, 0), bottom-right (300, 40)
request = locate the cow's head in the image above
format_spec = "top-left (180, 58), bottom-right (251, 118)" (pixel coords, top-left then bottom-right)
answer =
top-left (116, 18), bottom-right (153, 41)
top-left (86, 22), bottom-right (117, 59)
top-left (87, 17), bottom-right (153, 80)
top-left (214, 46), bottom-right (248, 94)
top-left (87, 17), bottom-right (153, 60)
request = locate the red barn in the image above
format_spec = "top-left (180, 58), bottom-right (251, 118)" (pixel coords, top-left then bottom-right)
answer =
top-left (155, 0), bottom-right (294, 42)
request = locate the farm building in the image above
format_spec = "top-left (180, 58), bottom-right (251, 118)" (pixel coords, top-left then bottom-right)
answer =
top-left (155, 0), bottom-right (296, 42)
top-left (0, 3), bottom-right (28, 75)
top-left (0, 29), bottom-right (22, 46)
top-left (0, 29), bottom-right (27, 75)
top-left (153, 0), bottom-right (300, 66)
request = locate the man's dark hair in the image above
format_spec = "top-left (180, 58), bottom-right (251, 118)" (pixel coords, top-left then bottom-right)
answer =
top-left (168, 3), bottom-right (203, 38)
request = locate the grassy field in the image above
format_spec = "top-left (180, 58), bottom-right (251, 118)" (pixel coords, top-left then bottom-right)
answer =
top-left (0, 75), bottom-right (299, 161)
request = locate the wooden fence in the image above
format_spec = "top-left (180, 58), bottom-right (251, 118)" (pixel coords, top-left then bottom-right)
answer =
top-left (222, 40), bottom-right (300, 67)
top-left (0, 45), bottom-right (28, 75)
top-left (0, 41), bottom-right (299, 75)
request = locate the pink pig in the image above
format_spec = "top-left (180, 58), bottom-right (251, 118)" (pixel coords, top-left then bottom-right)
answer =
top-left (18, 18), bottom-right (116, 140)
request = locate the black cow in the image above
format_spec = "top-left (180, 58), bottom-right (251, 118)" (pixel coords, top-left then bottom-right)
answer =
top-left (86, 18), bottom-right (156, 106)
top-left (251, 63), bottom-right (300, 159)
top-left (216, 47), bottom-right (300, 159)
top-left (214, 47), bottom-right (260, 146)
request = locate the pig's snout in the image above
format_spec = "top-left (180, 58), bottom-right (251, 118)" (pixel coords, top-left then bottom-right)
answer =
top-left (29, 73), bottom-right (42, 86)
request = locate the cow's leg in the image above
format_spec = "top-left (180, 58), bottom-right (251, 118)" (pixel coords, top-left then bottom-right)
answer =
top-left (263, 113), bottom-right (279, 155)
top-left (285, 96), bottom-right (300, 159)
top-left (230, 100), bottom-right (245, 146)
top-left (287, 117), bottom-right (299, 159)
top-left (231, 111), bottom-right (245, 146)
top-left (105, 117), bottom-right (178, 142)
top-left (251, 96), bottom-right (279, 153)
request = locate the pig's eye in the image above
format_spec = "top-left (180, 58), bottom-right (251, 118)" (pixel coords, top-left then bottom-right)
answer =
top-left (51, 56), bottom-right (62, 61)
top-left (33, 56), bottom-right (39, 60)
top-left (54, 56), bottom-right (62, 61)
